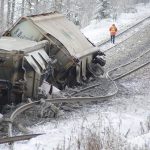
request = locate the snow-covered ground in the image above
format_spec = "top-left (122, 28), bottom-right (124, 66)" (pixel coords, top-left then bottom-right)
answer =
top-left (82, 3), bottom-right (150, 44)
top-left (1, 3), bottom-right (150, 150)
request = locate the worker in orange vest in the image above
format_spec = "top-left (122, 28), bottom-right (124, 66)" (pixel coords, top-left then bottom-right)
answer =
top-left (109, 24), bottom-right (118, 44)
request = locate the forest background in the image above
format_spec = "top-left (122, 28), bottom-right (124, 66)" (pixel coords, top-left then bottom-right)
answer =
top-left (0, 0), bottom-right (150, 35)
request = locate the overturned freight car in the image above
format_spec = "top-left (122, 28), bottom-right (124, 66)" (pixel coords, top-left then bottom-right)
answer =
top-left (0, 12), bottom-right (105, 107)
top-left (3, 12), bottom-right (105, 88)
top-left (0, 37), bottom-right (52, 107)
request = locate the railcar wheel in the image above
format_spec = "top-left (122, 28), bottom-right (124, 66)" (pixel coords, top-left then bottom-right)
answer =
top-left (56, 74), bottom-right (67, 90)
top-left (87, 63), bottom-right (104, 77)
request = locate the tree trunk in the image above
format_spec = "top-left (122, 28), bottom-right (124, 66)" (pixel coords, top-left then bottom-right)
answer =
top-left (7, 0), bottom-right (12, 28)
top-left (26, 0), bottom-right (33, 15)
top-left (0, 0), bottom-right (5, 33)
top-left (35, 0), bottom-right (39, 14)
top-left (21, 0), bottom-right (25, 16)
top-left (10, 0), bottom-right (16, 25)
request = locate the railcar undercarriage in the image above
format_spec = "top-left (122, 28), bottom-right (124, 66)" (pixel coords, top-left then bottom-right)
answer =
top-left (0, 12), bottom-right (106, 111)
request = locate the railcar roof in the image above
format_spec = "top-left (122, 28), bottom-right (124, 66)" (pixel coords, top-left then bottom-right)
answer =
top-left (28, 13), bottom-right (94, 56)
top-left (0, 37), bottom-right (38, 51)
top-left (4, 12), bottom-right (97, 57)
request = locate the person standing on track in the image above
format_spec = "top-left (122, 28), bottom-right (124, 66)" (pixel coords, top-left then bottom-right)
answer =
top-left (109, 24), bottom-right (118, 44)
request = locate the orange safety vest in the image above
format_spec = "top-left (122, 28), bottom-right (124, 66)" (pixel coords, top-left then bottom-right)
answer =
top-left (109, 26), bottom-right (117, 35)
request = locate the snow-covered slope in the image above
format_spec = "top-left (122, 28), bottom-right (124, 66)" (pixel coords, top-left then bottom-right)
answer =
top-left (82, 3), bottom-right (150, 44)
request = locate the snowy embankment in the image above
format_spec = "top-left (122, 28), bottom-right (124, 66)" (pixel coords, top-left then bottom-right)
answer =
top-left (1, 3), bottom-right (150, 150)
top-left (82, 3), bottom-right (150, 44)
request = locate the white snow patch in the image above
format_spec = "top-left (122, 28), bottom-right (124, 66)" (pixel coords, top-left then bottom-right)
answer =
top-left (128, 132), bottom-right (150, 148)
top-left (40, 81), bottom-right (60, 95)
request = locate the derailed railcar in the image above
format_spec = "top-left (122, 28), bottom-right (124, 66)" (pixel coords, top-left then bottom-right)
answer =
top-left (0, 37), bottom-right (51, 107)
top-left (3, 12), bottom-right (105, 89)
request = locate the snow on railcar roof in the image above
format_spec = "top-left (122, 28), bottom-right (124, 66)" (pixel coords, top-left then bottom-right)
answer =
top-left (0, 37), bottom-right (38, 51)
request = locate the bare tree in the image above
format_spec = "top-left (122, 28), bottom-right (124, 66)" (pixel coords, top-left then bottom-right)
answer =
top-left (0, 0), bottom-right (5, 33)
top-left (52, 0), bottom-right (63, 12)
top-left (21, 0), bottom-right (25, 16)
top-left (7, 0), bottom-right (12, 27)
top-left (10, 0), bottom-right (16, 25)
top-left (35, 0), bottom-right (39, 14)
top-left (0, 0), bottom-right (150, 33)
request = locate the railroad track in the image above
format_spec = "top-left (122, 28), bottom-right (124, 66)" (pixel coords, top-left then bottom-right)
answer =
top-left (97, 16), bottom-right (150, 52)
top-left (0, 79), bottom-right (118, 149)
top-left (0, 134), bottom-right (43, 144)
top-left (1, 16), bottom-right (150, 148)
top-left (2, 54), bottom-right (149, 147)
top-left (71, 48), bottom-right (150, 96)
top-left (3, 52), bottom-right (150, 147)
top-left (108, 48), bottom-right (150, 80)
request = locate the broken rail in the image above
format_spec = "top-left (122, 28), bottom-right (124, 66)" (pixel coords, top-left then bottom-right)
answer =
top-left (0, 134), bottom-right (43, 144)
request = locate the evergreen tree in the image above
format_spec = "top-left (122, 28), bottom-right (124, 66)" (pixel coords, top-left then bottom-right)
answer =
top-left (0, 0), bottom-right (5, 34)
top-left (103, 0), bottom-right (111, 18)
top-left (93, 0), bottom-right (111, 21)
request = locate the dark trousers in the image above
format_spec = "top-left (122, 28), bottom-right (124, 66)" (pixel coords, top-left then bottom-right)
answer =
top-left (111, 35), bottom-right (115, 44)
